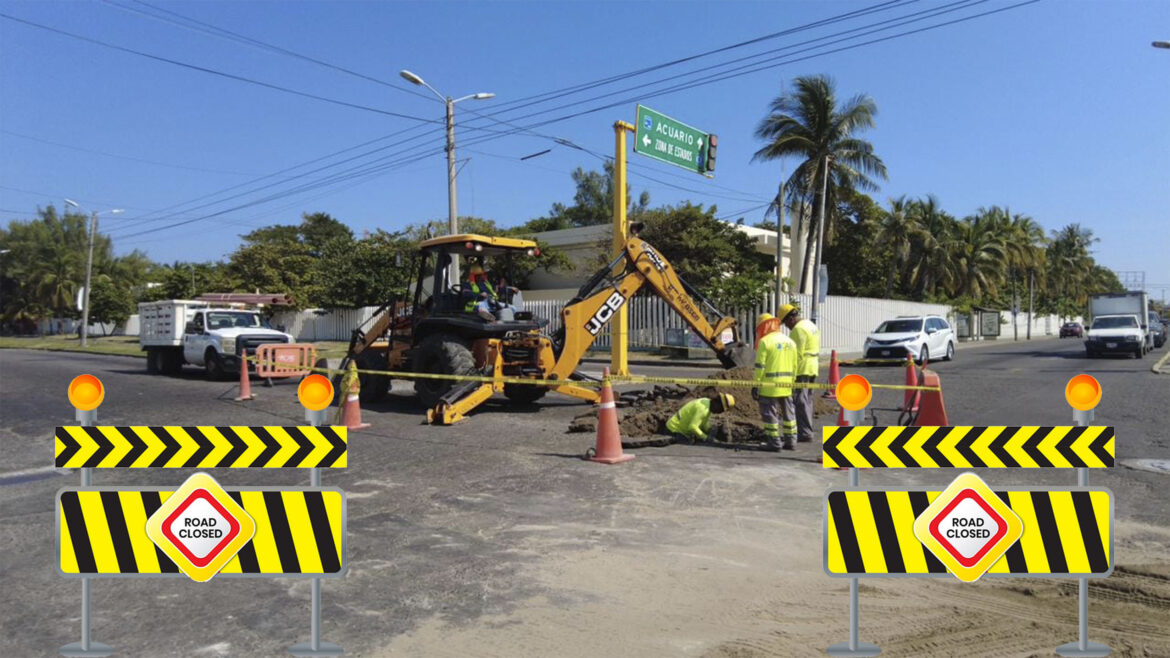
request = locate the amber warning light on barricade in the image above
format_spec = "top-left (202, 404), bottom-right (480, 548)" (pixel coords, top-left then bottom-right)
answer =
top-left (297, 374), bottom-right (334, 411)
top-left (1065, 374), bottom-right (1102, 411)
top-left (67, 374), bottom-right (104, 410)
top-left (836, 374), bottom-right (872, 411)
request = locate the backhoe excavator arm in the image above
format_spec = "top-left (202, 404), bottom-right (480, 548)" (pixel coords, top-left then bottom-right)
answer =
top-left (549, 237), bottom-right (753, 382)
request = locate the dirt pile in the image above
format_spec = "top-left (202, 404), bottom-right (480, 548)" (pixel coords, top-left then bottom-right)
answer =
top-left (567, 367), bottom-right (839, 443)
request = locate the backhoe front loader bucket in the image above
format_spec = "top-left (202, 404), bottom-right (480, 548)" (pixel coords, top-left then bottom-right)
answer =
top-left (718, 341), bottom-right (754, 370)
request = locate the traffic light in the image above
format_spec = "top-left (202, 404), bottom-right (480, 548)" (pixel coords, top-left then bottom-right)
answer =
top-left (704, 134), bottom-right (717, 174)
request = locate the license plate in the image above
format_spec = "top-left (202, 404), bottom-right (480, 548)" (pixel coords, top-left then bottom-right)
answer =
top-left (1107, 342), bottom-right (1117, 349)
top-left (881, 350), bottom-right (890, 356)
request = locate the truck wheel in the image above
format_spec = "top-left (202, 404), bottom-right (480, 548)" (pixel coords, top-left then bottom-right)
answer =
top-left (146, 349), bottom-right (160, 374)
top-left (504, 383), bottom-right (547, 405)
top-left (205, 349), bottom-right (226, 380)
top-left (1135, 346), bottom-right (1144, 359)
top-left (412, 334), bottom-right (475, 408)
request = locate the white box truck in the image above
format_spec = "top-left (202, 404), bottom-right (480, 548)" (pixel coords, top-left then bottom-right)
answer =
top-left (1085, 291), bottom-right (1151, 358)
top-left (138, 300), bottom-right (292, 378)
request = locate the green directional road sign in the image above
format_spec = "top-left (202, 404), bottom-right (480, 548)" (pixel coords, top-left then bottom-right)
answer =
top-left (634, 105), bottom-right (711, 176)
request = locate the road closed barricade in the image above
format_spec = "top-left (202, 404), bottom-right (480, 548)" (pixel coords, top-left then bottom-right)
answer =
top-left (56, 374), bottom-right (346, 657)
top-left (822, 374), bottom-right (1115, 658)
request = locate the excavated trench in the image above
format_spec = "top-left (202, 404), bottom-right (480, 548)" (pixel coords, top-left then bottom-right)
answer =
top-left (568, 367), bottom-right (840, 443)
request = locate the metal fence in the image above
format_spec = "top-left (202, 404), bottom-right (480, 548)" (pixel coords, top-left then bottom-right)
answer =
top-left (259, 298), bottom-right (1079, 355)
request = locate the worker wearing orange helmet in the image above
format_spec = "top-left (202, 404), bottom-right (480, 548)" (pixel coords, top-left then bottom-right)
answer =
top-left (753, 313), bottom-right (798, 450)
top-left (779, 303), bottom-right (820, 444)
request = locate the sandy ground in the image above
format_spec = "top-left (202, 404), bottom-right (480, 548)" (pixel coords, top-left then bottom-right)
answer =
top-left (377, 458), bottom-right (1170, 658)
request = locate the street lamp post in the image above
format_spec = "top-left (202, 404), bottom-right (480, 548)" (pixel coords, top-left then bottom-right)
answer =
top-left (65, 199), bottom-right (123, 347)
top-left (399, 69), bottom-right (494, 283)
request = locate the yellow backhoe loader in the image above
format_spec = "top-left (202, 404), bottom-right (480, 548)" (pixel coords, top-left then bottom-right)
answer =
top-left (338, 233), bottom-right (752, 424)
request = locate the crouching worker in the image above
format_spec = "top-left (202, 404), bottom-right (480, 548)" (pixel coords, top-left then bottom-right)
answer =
top-left (665, 392), bottom-right (736, 443)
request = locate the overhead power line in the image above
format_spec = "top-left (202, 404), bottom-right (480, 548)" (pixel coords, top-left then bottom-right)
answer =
top-left (0, 12), bottom-right (445, 125)
top-left (1, 129), bottom-right (260, 176)
top-left (105, 0), bottom-right (1042, 242)
top-left (102, 0), bottom-right (435, 103)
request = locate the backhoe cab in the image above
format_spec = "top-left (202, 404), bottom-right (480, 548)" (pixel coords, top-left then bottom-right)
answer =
top-left (339, 233), bottom-right (752, 425)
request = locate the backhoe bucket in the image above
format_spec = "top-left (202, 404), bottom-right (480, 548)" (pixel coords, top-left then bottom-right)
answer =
top-left (718, 341), bottom-right (754, 370)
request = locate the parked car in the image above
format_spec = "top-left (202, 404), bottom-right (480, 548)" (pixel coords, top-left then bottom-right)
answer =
top-left (1059, 321), bottom-right (1084, 338)
top-left (1084, 314), bottom-right (1146, 358)
top-left (862, 315), bottom-right (956, 363)
top-left (1149, 312), bottom-right (1166, 348)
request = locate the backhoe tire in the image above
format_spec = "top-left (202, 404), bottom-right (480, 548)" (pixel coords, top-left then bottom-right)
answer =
top-left (412, 334), bottom-right (476, 409)
top-left (504, 383), bottom-right (547, 405)
top-left (355, 351), bottom-right (391, 403)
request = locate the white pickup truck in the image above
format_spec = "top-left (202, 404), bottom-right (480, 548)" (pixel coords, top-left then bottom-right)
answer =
top-left (139, 300), bottom-right (292, 378)
top-left (1084, 314), bottom-right (1146, 359)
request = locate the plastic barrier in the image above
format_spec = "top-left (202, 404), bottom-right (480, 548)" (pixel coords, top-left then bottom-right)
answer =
top-left (254, 342), bottom-right (318, 379)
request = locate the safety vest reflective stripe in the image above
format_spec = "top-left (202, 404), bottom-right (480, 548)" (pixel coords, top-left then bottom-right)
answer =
top-left (765, 371), bottom-right (793, 378)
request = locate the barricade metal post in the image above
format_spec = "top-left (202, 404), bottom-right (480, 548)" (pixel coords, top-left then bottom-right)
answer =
top-left (1056, 375), bottom-right (1109, 658)
top-left (290, 375), bottom-right (342, 657)
top-left (828, 376), bottom-right (880, 657)
top-left (61, 375), bottom-right (113, 657)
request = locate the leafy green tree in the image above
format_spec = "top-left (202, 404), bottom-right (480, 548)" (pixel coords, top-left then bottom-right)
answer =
top-left (637, 203), bottom-right (774, 310)
top-left (311, 231), bottom-right (413, 307)
top-left (539, 162), bottom-right (649, 229)
top-left (87, 276), bottom-right (135, 333)
top-left (823, 189), bottom-right (889, 298)
top-left (753, 75), bottom-right (887, 290)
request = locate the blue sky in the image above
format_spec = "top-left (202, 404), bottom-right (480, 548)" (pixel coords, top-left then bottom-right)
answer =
top-left (1, 0), bottom-right (1167, 297)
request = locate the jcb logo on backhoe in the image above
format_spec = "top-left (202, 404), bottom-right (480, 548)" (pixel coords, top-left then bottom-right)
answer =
top-left (585, 292), bottom-right (627, 336)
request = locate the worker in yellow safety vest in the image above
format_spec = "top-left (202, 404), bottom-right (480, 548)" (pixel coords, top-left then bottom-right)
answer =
top-left (780, 303), bottom-right (820, 444)
top-left (464, 263), bottom-right (498, 312)
top-left (753, 313), bottom-right (798, 450)
top-left (665, 392), bottom-right (736, 442)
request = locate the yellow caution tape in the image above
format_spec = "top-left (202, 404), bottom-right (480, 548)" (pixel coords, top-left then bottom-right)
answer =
top-left (242, 355), bottom-right (941, 393)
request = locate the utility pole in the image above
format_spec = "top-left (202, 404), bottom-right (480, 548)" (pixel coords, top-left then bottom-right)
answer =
top-left (810, 157), bottom-right (829, 324)
top-left (444, 96), bottom-right (461, 283)
top-left (774, 180), bottom-right (785, 312)
top-left (1027, 270), bottom-right (1034, 340)
top-left (81, 210), bottom-right (97, 348)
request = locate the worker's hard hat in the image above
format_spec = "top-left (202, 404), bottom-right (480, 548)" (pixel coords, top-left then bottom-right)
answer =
top-left (777, 303), bottom-right (799, 321)
top-left (469, 263), bottom-right (485, 275)
top-left (718, 392), bottom-right (735, 410)
top-left (756, 313), bottom-right (775, 330)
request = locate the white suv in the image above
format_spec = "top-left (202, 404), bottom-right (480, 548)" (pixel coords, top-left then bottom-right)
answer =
top-left (863, 315), bottom-right (956, 363)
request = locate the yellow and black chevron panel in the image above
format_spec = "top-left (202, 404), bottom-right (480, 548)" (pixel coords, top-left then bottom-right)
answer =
top-left (824, 488), bottom-right (1112, 577)
top-left (58, 488), bottom-right (346, 577)
top-left (54, 426), bottom-right (347, 469)
top-left (821, 426), bottom-right (1114, 469)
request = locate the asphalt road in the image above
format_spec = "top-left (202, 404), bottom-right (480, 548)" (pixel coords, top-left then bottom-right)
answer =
top-left (1, 338), bottom-right (1167, 657)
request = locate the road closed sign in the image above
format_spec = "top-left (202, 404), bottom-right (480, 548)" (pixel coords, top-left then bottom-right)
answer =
top-left (146, 473), bottom-right (255, 582)
top-left (913, 472), bottom-right (1022, 582)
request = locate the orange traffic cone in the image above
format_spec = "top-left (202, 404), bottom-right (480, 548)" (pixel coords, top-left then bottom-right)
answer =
top-left (913, 370), bottom-right (949, 426)
top-left (234, 359), bottom-right (254, 401)
top-left (338, 362), bottom-right (370, 430)
top-left (823, 350), bottom-right (840, 399)
top-left (902, 354), bottom-right (919, 413)
top-left (590, 368), bottom-right (634, 464)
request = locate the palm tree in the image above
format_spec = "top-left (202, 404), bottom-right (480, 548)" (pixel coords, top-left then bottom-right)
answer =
top-left (949, 211), bottom-right (1008, 300)
top-left (875, 196), bottom-right (918, 297)
top-left (907, 195), bottom-right (955, 299)
top-left (753, 75), bottom-right (887, 293)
